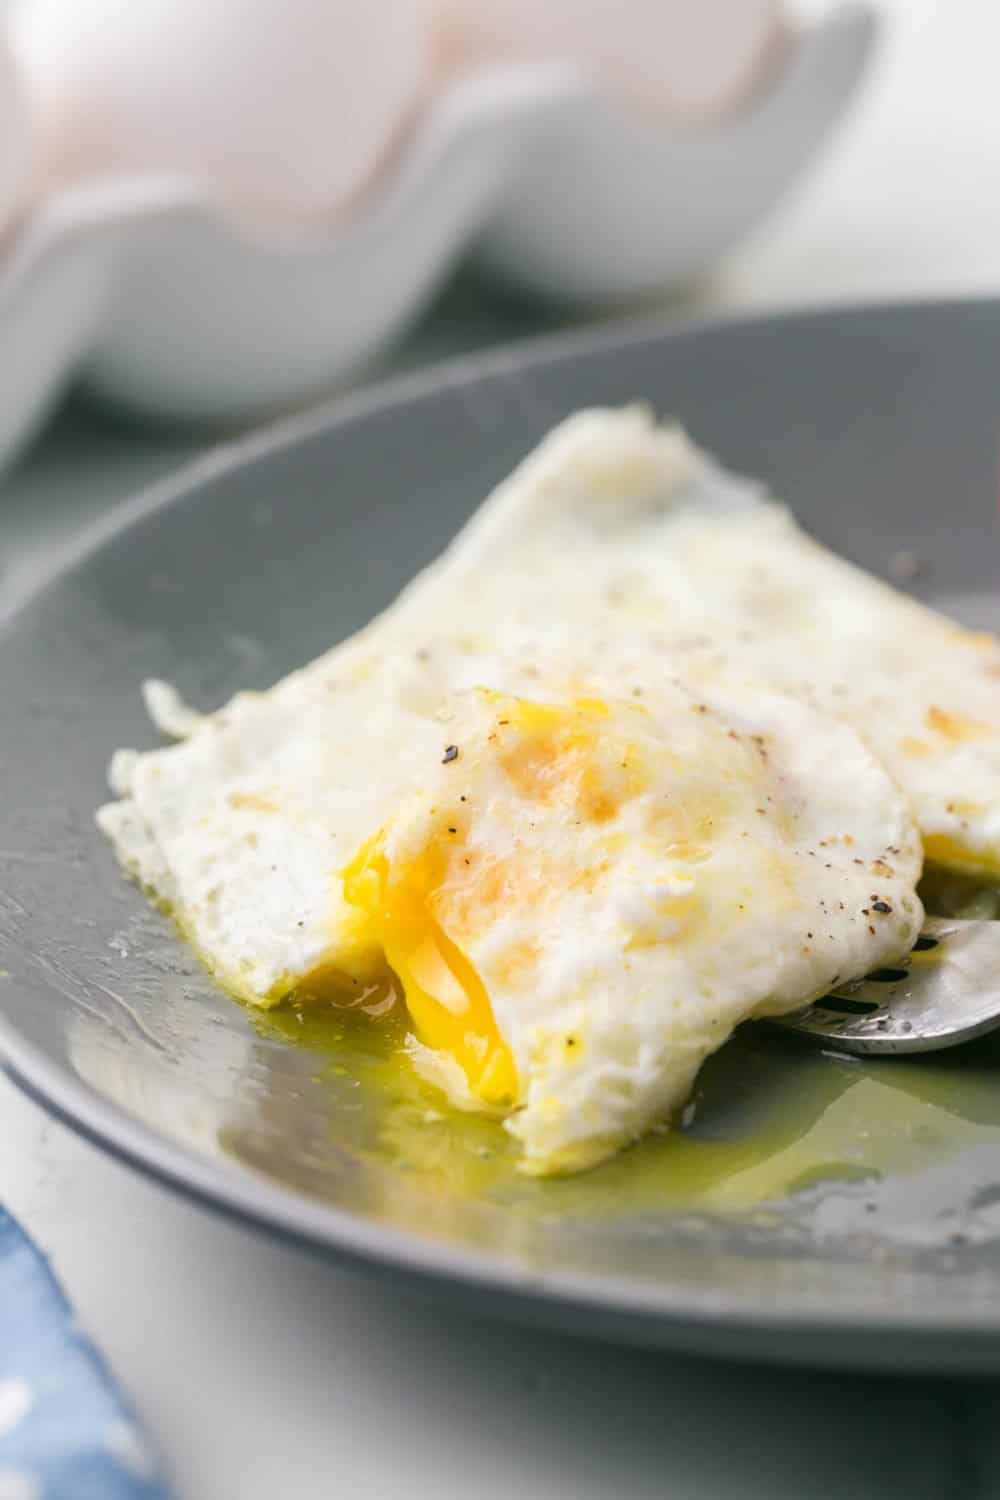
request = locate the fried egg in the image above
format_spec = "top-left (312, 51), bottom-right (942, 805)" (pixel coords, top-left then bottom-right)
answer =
top-left (336, 684), bottom-right (921, 1174)
top-left (100, 654), bottom-right (922, 1174)
top-left (100, 404), bottom-right (980, 1173)
top-left (367, 407), bottom-right (1000, 877)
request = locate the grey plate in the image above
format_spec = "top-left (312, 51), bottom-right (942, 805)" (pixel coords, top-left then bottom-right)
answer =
top-left (3, 300), bottom-right (1000, 1374)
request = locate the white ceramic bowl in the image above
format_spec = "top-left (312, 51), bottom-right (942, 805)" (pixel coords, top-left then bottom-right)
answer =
top-left (0, 4), bottom-right (873, 470)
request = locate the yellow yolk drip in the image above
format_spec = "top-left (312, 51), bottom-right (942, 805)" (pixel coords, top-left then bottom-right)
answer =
top-left (921, 834), bottom-right (1000, 880)
top-left (342, 837), bottom-right (518, 1108)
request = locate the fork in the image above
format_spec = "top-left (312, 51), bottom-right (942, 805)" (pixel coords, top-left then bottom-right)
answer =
top-left (767, 918), bottom-right (1000, 1055)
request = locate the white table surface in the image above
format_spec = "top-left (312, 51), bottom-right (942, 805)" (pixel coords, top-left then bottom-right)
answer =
top-left (5, 3), bottom-right (1000, 1496)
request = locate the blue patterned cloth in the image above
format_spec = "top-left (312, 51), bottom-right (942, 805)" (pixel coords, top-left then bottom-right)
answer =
top-left (0, 1208), bottom-right (172, 1500)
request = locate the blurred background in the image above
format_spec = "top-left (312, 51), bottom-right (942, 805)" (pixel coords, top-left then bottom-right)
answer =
top-left (0, 0), bottom-right (998, 485)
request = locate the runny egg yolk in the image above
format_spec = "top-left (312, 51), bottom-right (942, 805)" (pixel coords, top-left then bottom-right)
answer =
top-left (339, 693), bottom-right (634, 1110)
top-left (342, 835), bottom-right (518, 1108)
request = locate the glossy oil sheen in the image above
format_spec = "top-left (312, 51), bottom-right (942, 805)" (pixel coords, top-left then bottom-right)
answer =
top-left (2, 300), bottom-right (1000, 1371)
